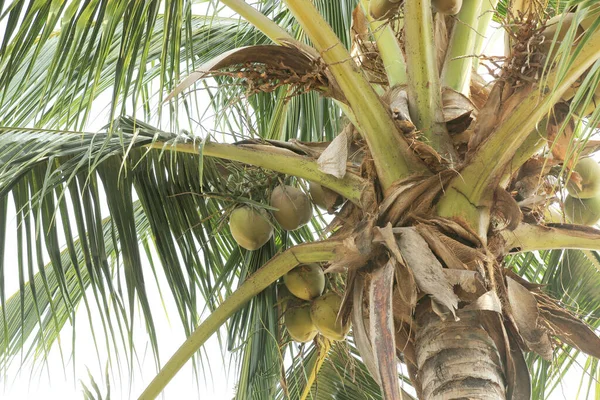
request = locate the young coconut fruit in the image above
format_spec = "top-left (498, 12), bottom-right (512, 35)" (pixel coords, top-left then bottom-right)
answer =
top-left (564, 195), bottom-right (600, 226)
top-left (309, 182), bottom-right (342, 212)
top-left (566, 158), bottom-right (600, 199)
top-left (432, 0), bottom-right (462, 15)
top-left (284, 303), bottom-right (318, 343)
top-left (270, 185), bottom-right (312, 231)
top-left (283, 264), bottom-right (325, 301)
top-left (310, 292), bottom-right (350, 341)
top-left (229, 206), bottom-right (273, 250)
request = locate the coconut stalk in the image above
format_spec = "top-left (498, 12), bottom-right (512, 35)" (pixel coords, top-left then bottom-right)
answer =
top-left (148, 141), bottom-right (370, 207)
top-left (472, 0), bottom-right (500, 70)
top-left (360, 0), bottom-right (408, 87)
top-left (437, 28), bottom-right (600, 234)
top-left (283, 0), bottom-right (430, 189)
top-left (404, 0), bottom-right (458, 162)
top-left (138, 240), bottom-right (341, 399)
top-left (503, 223), bottom-right (600, 253)
top-left (372, 20), bottom-right (408, 87)
top-left (441, 0), bottom-right (484, 95)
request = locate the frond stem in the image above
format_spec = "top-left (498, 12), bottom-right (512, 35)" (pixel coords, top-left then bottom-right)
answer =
top-left (437, 29), bottom-right (600, 233)
top-left (404, 0), bottom-right (458, 161)
top-left (502, 223), bottom-right (600, 253)
top-left (137, 240), bottom-right (341, 400)
top-left (441, 0), bottom-right (484, 94)
top-left (148, 141), bottom-right (371, 207)
top-left (283, 0), bottom-right (430, 190)
top-left (219, 0), bottom-right (294, 44)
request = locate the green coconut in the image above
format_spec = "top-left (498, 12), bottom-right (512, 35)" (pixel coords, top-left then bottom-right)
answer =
top-left (284, 264), bottom-right (325, 301)
top-left (309, 182), bottom-right (342, 211)
top-left (284, 303), bottom-right (318, 343)
top-left (432, 0), bottom-right (462, 15)
top-left (566, 158), bottom-right (600, 199)
top-left (310, 292), bottom-right (350, 341)
top-left (270, 185), bottom-right (312, 231)
top-left (229, 206), bottom-right (273, 250)
top-left (564, 195), bottom-right (600, 226)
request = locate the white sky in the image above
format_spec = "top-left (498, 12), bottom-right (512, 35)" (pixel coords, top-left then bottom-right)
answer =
top-left (0, 6), bottom-right (597, 400)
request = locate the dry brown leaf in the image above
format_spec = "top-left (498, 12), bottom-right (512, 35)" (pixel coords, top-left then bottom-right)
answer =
top-left (470, 71), bottom-right (492, 110)
top-left (380, 173), bottom-right (449, 226)
top-left (538, 303), bottom-right (600, 359)
top-left (462, 291), bottom-right (503, 313)
top-left (385, 86), bottom-right (412, 121)
top-left (351, 274), bottom-right (382, 385)
top-left (395, 325), bottom-right (417, 367)
top-left (379, 176), bottom-right (424, 223)
top-left (396, 260), bottom-right (419, 310)
top-left (491, 188), bottom-right (522, 231)
top-left (506, 277), bottom-right (553, 360)
top-left (566, 170), bottom-right (583, 192)
top-left (317, 126), bottom-right (351, 178)
top-left (505, 269), bottom-right (545, 290)
top-left (468, 80), bottom-right (505, 152)
top-left (582, 140), bottom-right (600, 156)
top-left (325, 236), bottom-right (368, 273)
top-left (443, 269), bottom-right (486, 295)
top-left (506, 329), bottom-right (532, 400)
top-left (374, 223), bottom-right (404, 263)
top-left (442, 87), bottom-right (476, 122)
top-left (369, 260), bottom-right (402, 399)
top-left (373, 224), bottom-right (419, 308)
top-left (392, 284), bottom-right (414, 327)
top-left (166, 45), bottom-right (320, 102)
top-left (351, 3), bottom-right (369, 39)
top-left (422, 216), bottom-right (483, 247)
top-left (396, 227), bottom-right (459, 320)
top-left (434, 13), bottom-right (449, 73)
top-left (326, 215), bottom-right (376, 272)
top-left (416, 224), bottom-right (468, 270)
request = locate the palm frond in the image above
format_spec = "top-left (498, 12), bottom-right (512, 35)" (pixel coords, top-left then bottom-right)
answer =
top-left (278, 338), bottom-right (415, 400)
top-left (507, 248), bottom-right (600, 398)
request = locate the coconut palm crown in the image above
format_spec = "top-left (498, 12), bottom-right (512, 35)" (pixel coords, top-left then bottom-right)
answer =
top-left (1, 0), bottom-right (600, 399)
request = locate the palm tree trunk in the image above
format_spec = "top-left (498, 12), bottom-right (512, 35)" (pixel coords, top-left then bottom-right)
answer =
top-left (414, 303), bottom-right (506, 400)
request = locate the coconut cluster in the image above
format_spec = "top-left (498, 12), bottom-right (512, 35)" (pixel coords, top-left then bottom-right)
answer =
top-left (281, 264), bottom-right (350, 343)
top-left (564, 158), bottom-right (600, 226)
top-left (228, 182), bottom-right (344, 251)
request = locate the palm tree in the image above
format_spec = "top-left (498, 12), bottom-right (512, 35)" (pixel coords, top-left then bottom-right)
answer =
top-left (1, 0), bottom-right (600, 398)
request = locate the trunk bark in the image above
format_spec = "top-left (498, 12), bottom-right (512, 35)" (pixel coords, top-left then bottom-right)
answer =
top-left (414, 303), bottom-right (506, 400)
